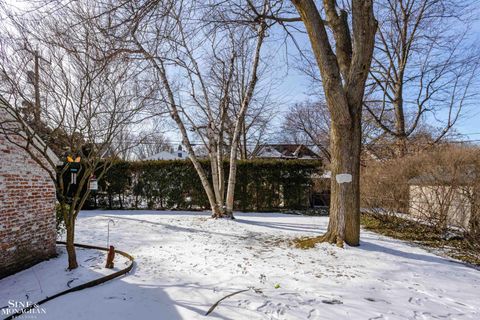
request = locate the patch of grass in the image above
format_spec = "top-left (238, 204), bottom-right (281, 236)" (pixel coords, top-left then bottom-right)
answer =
top-left (293, 236), bottom-right (323, 249)
top-left (263, 238), bottom-right (290, 247)
top-left (361, 213), bottom-right (480, 266)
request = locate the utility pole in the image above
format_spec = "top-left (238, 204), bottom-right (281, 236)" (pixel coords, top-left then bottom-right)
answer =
top-left (26, 49), bottom-right (41, 125)
top-left (33, 50), bottom-right (40, 125)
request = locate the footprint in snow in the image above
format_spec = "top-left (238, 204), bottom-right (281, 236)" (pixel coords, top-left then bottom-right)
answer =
top-left (364, 297), bottom-right (391, 304)
top-left (321, 299), bottom-right (343, 305)
top-left (408, 296), bottom-right (425, 306)
top-left (308, 308), bottom-right (321, 319)
top-left (257, 300), bottom-right (286, 316)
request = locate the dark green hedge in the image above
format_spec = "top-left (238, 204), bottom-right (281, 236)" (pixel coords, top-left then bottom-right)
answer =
top-left (86, 159), bottom-right (321, 211)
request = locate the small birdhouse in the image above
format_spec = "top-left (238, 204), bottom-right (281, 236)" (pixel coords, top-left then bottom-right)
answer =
top-left (66, 155), bottom-right (81, 185)
top-left (89, 175), bottom-right (98, 191)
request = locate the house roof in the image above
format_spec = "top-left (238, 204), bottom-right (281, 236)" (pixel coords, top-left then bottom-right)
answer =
top-left (146, 148), bottom-right (189, 160)
top-left (0, 95), bottom-right (60, 165)
top-left (251, 144), bottom-right (320, 159)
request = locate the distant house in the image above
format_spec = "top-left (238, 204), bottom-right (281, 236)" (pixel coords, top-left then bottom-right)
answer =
top-left (252, 144), bottom-right (327, 208)
top-left (251, 144), bottom-right (320, 160)
top-left (408, 170), bottom-right (478, 230)
top-left (146, 145), bottom-right (189, 160)
top-left (0, 96), bottom-right (58, 278)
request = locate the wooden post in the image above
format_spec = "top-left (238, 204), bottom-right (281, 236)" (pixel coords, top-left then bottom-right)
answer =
top-left (105, 245), bottom-right (115, 268)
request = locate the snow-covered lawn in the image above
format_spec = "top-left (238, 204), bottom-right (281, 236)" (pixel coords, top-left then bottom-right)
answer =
top-left (0, 245), bottom-right (130, 317)
top-left (2, 210), bottom-right (480, 319)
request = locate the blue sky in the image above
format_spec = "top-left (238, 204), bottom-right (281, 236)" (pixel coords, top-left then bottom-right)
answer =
top-left (5, 0), bottom-right (478, 143)
top-left (454, 15), bottom-right (480, 141)
top-left (267, 17), bottom-right (480, 141)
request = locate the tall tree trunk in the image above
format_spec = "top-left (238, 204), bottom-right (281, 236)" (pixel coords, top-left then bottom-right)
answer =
top-left (108, 193), bottom-right (113, 209)
top-left (59, 201), bottom-right (78, 270)
top-left (217, 140), bottom-right (225, 205)
top-left (292, 0), bottom-right (376, 247)
top-left (242, 122), bottom-right (248, 160)
top-left (225, 20), bottom-right (266, 217)
top-left (119, 194), bottom-right (123, 209)
top-left (396, 136), bottom-right (407, 157)
top-left (393, 88), bottom-right (407, 157)
top-left (225, 144), bottom-right (239, 217)
top-left (322, 104), bottom-right (361, 246)
top-left (131, 38), bottom-right (222, 218)
top-left (209, 147), bottom-right (223, 213)
top-left (65, 217), bottom-right (78, 269)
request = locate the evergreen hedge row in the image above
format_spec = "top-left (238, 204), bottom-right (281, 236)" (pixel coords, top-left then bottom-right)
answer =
top-left (86, 159), bottom-right (322, 211)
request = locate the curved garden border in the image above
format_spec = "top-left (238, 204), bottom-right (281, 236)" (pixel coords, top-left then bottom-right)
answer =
top-left (4, 241), bottom-right (135, 320)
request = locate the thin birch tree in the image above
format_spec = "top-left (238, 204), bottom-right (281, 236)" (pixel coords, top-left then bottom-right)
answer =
top-left (96, 0), bottom-right (269, 218)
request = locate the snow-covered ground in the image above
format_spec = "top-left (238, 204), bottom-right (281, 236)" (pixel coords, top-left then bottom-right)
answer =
top-left (2, 210), bottom-right (480, 320)
top-left (0, 245), bottom-right (130, 317)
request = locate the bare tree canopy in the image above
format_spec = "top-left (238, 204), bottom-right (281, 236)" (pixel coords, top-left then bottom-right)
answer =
top-left (4, 0), bottom-right (478, 254)
top-left (84, 0), bottom-right (271, 218)
top-left (366, 0), bottom-right (480, 156)
top-left (281, 101), bottom-right (331, 162)
top-left (0, 3), bottom-right (151, 269)
top-left (280, 99), bottom-right (385, 165)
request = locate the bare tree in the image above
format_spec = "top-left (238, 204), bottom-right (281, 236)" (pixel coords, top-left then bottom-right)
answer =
top-left (365, 0), bottom-right (480, 156)
top-left (0, 5), bottom-right (149, 269)
top-left (262, 0), bottom-right (376, 246)
top-left (225, 86), bottom-right (277, 160)
top-left (281, 99), bottom-right (388, 164)
top-left (94, 0), bottom-right (269, 218)
top-left (236, 103), bottom-right (275, 159)
top-left (131, 131), bottom-right (172, 160)
top-left (110, 126), bottom-right (172, 160)
top-left (281, 101), bottom-right (331, 162)
top-left (222, 38), bottom-right (278, 159)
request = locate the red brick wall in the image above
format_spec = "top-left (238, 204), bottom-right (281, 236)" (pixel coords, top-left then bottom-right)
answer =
top-left (0, 122), bottom-right (57, 279)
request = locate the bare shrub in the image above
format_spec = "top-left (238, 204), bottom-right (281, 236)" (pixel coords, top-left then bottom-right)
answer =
top-left (362, 145), bottom-right (480, 250)
top-left (361, 156), bottom-right (415, 220)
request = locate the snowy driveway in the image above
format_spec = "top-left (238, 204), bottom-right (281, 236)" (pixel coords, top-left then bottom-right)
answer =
top-left (3, 210), bottom-right (480, 319)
